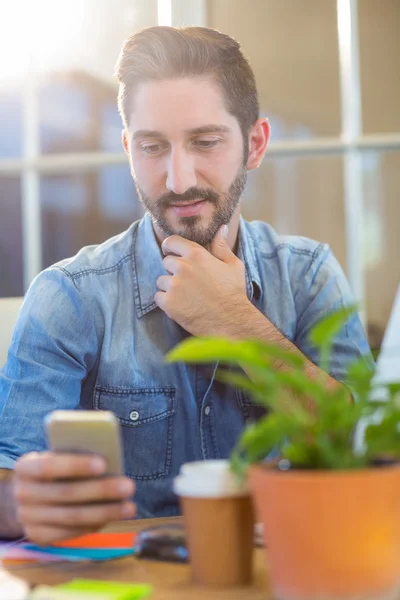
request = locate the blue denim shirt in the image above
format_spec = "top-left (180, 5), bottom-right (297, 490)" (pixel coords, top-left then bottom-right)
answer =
top-left (0, 213), bottom-right (371, 517)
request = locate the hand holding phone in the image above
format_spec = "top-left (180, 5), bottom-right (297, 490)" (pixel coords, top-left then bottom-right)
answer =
top-left (13, 410), bottom-right (136, 546)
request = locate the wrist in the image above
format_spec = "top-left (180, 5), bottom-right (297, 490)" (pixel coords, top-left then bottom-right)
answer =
top-left (216, 299), bottom-right (265, 339)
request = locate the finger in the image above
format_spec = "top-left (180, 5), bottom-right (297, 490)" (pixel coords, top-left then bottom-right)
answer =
top-left (156, 275), bottom-right (174, 292)
top-left (162, 254), bottom-right (181, 275)
top-left (16, 452), bottom-right (106, 481)
top-left (154, 290), bottom-right (166, 311)
top-left (23, 524), bottom-right (101, 546)
top-left (161, 235), bottom-right (199, 257)
top-left (19, 500), bottom-right (136, 529)
top-left (14, 476), bottom-right (135, 505)
top-left (210, 225), bottom-right (236, 263)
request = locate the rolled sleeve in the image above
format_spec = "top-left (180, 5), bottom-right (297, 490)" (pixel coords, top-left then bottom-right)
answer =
top-left (0, 454), bottom-right (17, 470)
top-left (0, 267), bottom-right (99, 464)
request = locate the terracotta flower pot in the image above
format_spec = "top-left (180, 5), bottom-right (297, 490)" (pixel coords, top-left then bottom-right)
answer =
top-left (249, 464), bottom-right (400, 600)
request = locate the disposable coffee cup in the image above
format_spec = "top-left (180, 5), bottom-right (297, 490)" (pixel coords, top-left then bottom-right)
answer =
top-left (174, 460), bottom-right (254, 586)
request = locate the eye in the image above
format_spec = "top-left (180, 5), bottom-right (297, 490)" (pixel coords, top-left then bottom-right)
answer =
top-left (193, 139), bottom-right (220, 149)
top-left (140, 143), bottom-right (166, 155)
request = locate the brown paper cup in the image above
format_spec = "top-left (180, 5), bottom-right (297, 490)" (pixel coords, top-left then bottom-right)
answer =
top-left (174, 460), bottom-right (254, 586)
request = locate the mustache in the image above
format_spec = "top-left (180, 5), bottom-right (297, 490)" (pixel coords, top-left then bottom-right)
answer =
top-left (156, 187), bottom-right (220, 208)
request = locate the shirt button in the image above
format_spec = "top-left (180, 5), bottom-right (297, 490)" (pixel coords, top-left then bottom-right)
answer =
top-left (204, 406), bottom-right (211, 416)
top-left (129, 410), bottom-right (140, 421)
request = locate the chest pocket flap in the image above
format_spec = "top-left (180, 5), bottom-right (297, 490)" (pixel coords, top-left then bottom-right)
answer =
top-left (94, 386), bottom-right (175, 479)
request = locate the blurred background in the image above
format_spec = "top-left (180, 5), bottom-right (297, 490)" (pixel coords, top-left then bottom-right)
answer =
top-left (0, 0), bottom-right (399, 355)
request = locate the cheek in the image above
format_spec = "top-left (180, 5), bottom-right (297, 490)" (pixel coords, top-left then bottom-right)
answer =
top-left (200, 153), bottom-right (241, 190)
top-left (131, 155), bottom-right (165, 194)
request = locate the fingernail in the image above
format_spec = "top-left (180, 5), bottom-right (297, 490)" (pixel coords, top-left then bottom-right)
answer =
top-left (118, 480), bottom-right (133, 495)
top-left (90, 457), bottom-right (105, 474)
top-left (122, 502), bottom-right (135, 518)
top-left (222, 225), bottom-right (228, 238)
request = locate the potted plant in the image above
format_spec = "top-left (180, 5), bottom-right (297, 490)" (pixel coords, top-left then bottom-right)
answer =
top-left (166, 307), bottom-right (400, 600)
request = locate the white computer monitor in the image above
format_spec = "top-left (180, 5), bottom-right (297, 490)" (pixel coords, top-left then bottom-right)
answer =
top-left (354, 284), bottom-right (400, 451)
top-left (371, 284), bottom-right (400, 398)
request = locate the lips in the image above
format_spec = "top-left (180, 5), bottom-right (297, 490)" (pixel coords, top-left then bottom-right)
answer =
top-left (170, 200), bottom-right (206, 218)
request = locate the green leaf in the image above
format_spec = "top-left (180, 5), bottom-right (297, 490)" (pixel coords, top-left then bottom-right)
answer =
top-left (308, 305), bottom-right (358, 350)
top-left (229, 448), bottom-right (249, 481)
top-left (166, 337), bottom-right (264, 366)
top-left (166, 337), bottom-right (305, 370)
top-left (214, 370), bottom-right (277, 409)
top-left (346, 356), bottom-right (375, 397)
top-left (235, 409), bottom-right (313, 464)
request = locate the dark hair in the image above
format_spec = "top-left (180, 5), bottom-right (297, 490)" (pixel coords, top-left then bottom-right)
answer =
top-left (115, 26), bottom-right (259, 141)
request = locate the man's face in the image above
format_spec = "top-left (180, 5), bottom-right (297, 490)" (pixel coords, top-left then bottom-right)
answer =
top-left (124, 77), bottom-right (248, 246)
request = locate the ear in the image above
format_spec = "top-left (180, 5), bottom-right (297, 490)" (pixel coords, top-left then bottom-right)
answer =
top-left (246, 118), bottom-right (270, 171)
top-left (122, 129), bottom-right (130, 154)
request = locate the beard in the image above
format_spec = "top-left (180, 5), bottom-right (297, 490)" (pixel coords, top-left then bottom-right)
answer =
top-left (135, 165), bottom-right (248, 247)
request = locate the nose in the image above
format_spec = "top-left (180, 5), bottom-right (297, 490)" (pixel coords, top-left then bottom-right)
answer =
top-left (165, 148), bottom-right (197, 195)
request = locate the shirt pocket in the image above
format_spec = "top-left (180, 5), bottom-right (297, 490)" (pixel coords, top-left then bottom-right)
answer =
top-left (236, 389), bottom-right (268, 424)
top-left (93, 386), bottom-right (175, 481)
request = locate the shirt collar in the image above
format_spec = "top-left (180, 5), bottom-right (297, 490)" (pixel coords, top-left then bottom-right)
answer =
top-left (132, 213), bottom-right (262, 318)
top-left (237, 216), bottom-right (262, 302)
top-left (132, 213), bottom-right (165, 318)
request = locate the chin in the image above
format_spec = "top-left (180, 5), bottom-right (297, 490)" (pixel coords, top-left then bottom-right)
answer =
top-left (180, 226), bottom-right (216, 247)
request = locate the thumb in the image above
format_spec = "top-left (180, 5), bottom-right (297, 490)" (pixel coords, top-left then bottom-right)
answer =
top-left (210, 225), bottom-right (235, 262)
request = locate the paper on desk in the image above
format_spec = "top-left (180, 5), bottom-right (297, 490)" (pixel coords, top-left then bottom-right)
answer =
top-left (2, 547), bottom-right (75, 562)
top-left (31, 580), bottom-right (153, 600)
top-left (55, 532), bottom-right (136, 549)
top-left (24, 545), bottom-right (135, 561)
top-left (57, 579), bottom-right (153, 599)
top-left (30, 585), bottom-right (115, 600)
top-left (1, 532), bottom-right (137, 565)
top-left (0, 566), bottom-right (29, 599)
top-left (24, 531), bottom-right (137, 561)
top-left (0, 542), bottom-right (81, 564)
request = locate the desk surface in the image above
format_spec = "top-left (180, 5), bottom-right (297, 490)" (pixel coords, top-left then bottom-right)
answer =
top-left (7, 517), bottom-right (271, 599)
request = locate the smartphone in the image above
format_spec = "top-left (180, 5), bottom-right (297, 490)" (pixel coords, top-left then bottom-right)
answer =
top-left (45, 410), bottom-right (124, 476)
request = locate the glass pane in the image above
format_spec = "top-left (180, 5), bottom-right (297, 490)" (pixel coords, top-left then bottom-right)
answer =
top-left (362, 151), bottom-right (400, 350)
top-left (0, 2), bottom-right (24, 157)
top-left (208, 0), bottom-right (341, 141)
top-left (39, 75), bottom-right (121, 154)
top-left (241, 155), bottom-right (347, 274)
top-left (0, 178), bottom-right (23, 297)
top-left (37, 0), bottom-right (158, 154)
top-left (40, 165), bottom-right (144, 268)
top-left (0, 89), bottom-right (23, 158)
top-left (359, 0), bottom-right (400, 134)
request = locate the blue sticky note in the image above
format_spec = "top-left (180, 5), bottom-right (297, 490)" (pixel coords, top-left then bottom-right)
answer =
top-left (24, 544), bottom-right (134, 561)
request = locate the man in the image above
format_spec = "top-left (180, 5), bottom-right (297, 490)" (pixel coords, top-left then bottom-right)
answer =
top-left (0, 26), bottom-right (371, 544)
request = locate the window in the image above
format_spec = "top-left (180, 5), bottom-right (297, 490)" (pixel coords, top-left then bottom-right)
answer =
top-left (0, 91), bottom-right (23, 158)
top-left (358, 0), bottom-right (400, 134)
top-left (362, 151), bottom-right (400, 339)
top-left (209, 0), bottom-right (341, 141)
top-left (242, 156), bottom-right (347, 270)
top-left (0, 178), bottom-right (23, 296)
top-left (40, 166), bottom-right (143, 268)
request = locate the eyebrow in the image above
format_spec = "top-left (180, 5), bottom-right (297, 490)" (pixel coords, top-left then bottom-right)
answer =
top-left (132, 124), bottom-right (231, 141)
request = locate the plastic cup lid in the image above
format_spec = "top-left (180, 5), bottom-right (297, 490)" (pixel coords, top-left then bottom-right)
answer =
top-left (174, 459), bottom-right (250, 498)
top-left (180, 459), bottom-right (230, 476)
